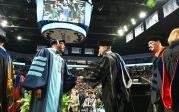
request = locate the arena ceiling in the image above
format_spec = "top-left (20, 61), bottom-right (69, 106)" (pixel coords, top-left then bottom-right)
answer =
top-left (0, 0), bottom-right (178, 55)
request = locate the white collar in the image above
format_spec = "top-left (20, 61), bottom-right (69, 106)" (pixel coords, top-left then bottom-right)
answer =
top-left (106, 51), bottom-right (112, 54)
top-left (0, 46), bottom-right (6, 51)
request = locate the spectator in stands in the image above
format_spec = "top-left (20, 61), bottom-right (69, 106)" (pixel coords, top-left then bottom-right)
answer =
top-left (68, 89), bottom-right (80, 112)
top-left (83, 91), bottom-right (96, 112)
top-left (96, 98), bottom-right (105, 112)
top-left (162, 28), bottom-right (179, 112)
top-left (8, 69), bottom-right (25, 112)
top-left (22, 39), bottom-right (76, 112)
top-left (0, 33), bottom-right (13, 112)
top-left (78, 89), bottom-right (86, 111)
top-left (79, 40), bottom-right (132, 112)
top-left (147, 36), bottom-right (167, 112)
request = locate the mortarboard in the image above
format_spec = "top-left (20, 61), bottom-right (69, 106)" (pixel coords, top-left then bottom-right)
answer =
top-left (147, 36), bottom-right (168, 46)
top-left (98, 40), bottom-right (113, 46)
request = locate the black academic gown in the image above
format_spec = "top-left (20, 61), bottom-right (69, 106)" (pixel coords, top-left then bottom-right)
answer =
top-left (84, 51), bottom-right (131, 112)
top-left (150, 49), bottom-right (165, 112)
top-left (0, 48), bottom-right (13, 112)
top-left (22, 48), bottom-right (76, 112)
top-left (163, 42), bottom-right (179, 112)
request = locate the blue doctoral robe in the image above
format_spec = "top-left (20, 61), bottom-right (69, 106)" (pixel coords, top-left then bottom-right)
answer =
top-left (0, 47), bottom-right (13, 112)
top-left (22, 48), bottom-right (76, 112)
top-left (0, 47), bottom-right (8, 112)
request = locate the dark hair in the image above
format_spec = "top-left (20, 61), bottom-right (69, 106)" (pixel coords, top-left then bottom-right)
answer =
top-left (98, 40), bottom-right (113, 46)
top-left (0, 35), bottom-right (7, 43)
top-left (50, 39), bottom-right (57, 46)
top-left (50, 39), bottom-right (65, 46)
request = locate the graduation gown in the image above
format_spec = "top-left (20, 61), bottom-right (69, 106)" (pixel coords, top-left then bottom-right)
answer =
top-left (0, 47), bottom-right (13, 112)
top-left (162, 42), bottom-right (179, 112)
top-left (22, 48), bottom-right (76, 112)
top-left (84, 51), bottom-right (132, 112)
top-left (150, 49), bottom-right (165, 112)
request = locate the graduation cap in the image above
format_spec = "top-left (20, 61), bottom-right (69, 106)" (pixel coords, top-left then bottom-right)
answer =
top-left (50, 39), bottom-right (65, 46)
top-left (147, 36), bottom-right (163, 42)
top-left (147, 36), bottom-right (168, 46)
top-left (98, 40), bottom-right (113, 46)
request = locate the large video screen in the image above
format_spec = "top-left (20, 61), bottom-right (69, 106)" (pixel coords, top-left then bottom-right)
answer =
top-left (36, 0), bottom-right (93, 43)
top-left (44, 0), bottom-right (86, 23)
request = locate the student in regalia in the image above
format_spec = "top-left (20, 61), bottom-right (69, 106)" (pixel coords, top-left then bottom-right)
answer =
top-left (79, 40), bottom-right (132, 112)
top-left (22, 39), bottom-right (76, 112)
top-left (162, 28), bottom-right (179, 112)
top-left (0, 33), bottom-right (13, 112)
top-left (147, 37), bottom-right (167, 112)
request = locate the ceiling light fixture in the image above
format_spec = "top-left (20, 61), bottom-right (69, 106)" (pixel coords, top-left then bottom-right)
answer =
top-left (1, 20), bottom-right (8, 27)
top-left (118, 29), bottom-right (124, 36)
top-left (131, 18), bottom-right (136, 25)
top-left (123, 25), bottom-right (128, 32)
top-left (17, 36), bottom-right (22, 40)
top-left (139, 11), bottom-right (146, 18)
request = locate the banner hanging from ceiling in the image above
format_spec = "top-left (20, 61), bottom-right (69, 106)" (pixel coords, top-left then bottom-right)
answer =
top-left (134, 23), bottom-right (144, 37)
top-left (163, 0), bottom-right (179, 17)
top-left (145, 11), bottom-right (159, 29)
top-left (126, 31), bottom-right (133, 43)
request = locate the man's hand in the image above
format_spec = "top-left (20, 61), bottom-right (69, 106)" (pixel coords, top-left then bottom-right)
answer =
top-left (35, 89), bottom-right (42, 98)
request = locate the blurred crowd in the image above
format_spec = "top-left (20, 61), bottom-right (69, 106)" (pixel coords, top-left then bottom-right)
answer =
top-left (127, 66), bottom-right (152, 80)
top-left (10, 59), bottom-right (153, 112)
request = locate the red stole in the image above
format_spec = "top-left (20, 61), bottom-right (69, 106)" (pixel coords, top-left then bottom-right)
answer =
top-left (161, 56), bottom-right (172, 109)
